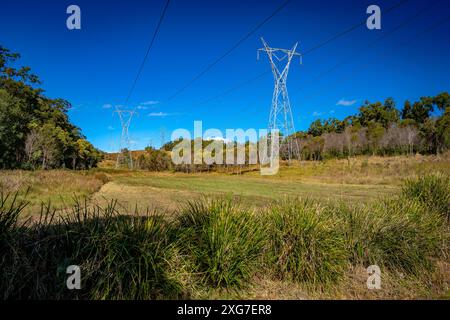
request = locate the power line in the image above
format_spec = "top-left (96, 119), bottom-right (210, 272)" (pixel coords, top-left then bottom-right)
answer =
top-left (297, 13), bottom-right (450, 114)
top-left (294, 0), bottom-right (441, 93)
top-left (165, 0), bottom-right (292, 102)
top-left (301, 0), bottom-right (410, 55)
top-left (402, 11), bottom-right (450, 43)
top-left (193, 0), bottom-right (410, 107)
top-left (112, 0), bottom-right (170, 159)
top-left (195, 71), bottom-right (268, 107)
top-left (124, 0), bottom-right (171, 109)
top-left (232, 0), bottom-right (441, 115)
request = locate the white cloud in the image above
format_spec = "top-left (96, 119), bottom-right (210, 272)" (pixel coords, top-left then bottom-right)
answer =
top-left (336, 99), bottom-right (357, 106)
top-left (330, 110), bottom-right (335, 114)
top-left (148, 111), bottom-right (183, 117)
top-left (205, 136), bottom-right (231, 143)
top-left (136, 101), bottom-right (159, 110)
top-left (102, 103), bottom-right (113, 109)
top-left (148, 112), bottom-right (169, 117)
top-left (141, 100), bottom-right (159, 106)
top-left (312, 111), bottom-right (323, 117)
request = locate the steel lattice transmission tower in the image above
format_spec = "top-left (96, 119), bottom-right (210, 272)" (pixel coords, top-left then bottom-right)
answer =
top-left (258, 38), bottom-right (301, 162)
top-left (114, 108), bottom-right (137, 169)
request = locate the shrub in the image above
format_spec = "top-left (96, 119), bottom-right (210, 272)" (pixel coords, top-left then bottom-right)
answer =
top-left (267, 199), bottom-right (348, 285)
top-left (339, 198), bottom-right (447, 274)
top-left (176, 198), bottom-right (266, 288)
top-left (64, 211), bottom-right (183, 300)
top-left (402, 173), bottom-right (450, 218)
top-left (0, 198), bottom-right (185, 299)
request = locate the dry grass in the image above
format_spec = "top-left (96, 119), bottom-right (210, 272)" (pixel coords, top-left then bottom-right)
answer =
top-left (189, 263), bottom-right (450, 300)
top-left (4, 154), bottom-right (448, 218)
top-left (327, 262), bottom-right (450, 300)
top-left (0, 170), bottom-right (108, 216)
top-left (190, 258), bottom-right (449, 300)
top-left (96, 170), bottom-right (398, 212)
top-left (251, 153), bottom-right (450, 185)
top-left (92, 181), bottom-right (198, 213)
top-left (1, 167), bottom-right (449, 300)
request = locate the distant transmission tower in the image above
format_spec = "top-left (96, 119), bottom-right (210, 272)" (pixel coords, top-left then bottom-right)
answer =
top-left (114, 108), bottom-right (137, 169)
top-left (258, 38), bottom-right (301, 163)
top-left (160, 126), bottom-right (166, 148)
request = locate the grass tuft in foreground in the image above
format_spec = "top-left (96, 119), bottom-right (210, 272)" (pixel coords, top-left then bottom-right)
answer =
top-left (402, 172), bottom-right (450, 219)
top-left (0, 197), bottom-right (186, 299)
top-left (177, 198), bottom-right (266, 288)
top-left (339, 198), bottom-right (447, 274)
top-left (267, 199), bottom-right (348, 286)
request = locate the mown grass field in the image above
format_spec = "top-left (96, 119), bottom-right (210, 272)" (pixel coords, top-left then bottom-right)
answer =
top-left (97, 173), bottom-right (396, 212)
top-left (95, 154), bottom-right (449, 212)
top-left (1, 154), bottom-right (449, 215)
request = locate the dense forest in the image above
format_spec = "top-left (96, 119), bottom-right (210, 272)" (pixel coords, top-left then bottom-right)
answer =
top-left (0, 46), bottom-right (103, 169)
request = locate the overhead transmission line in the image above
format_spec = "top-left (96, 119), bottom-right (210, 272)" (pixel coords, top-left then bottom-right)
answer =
top-left (113, 0), bottom-right (170, 167)
top-left (294, 0), bottom-right (441, 93)
top-left (301, 0), bottom-right (409, 56)
top-left (165, 0), bottom-right (292, 102)
top-left (298, 12), bottom-right (450, 109)
top-left (193, 0), bottom-right (411, 107)
top-left (124, 0), bottom-right (171, 110)
top-left (233, 0), bottom-right (442, 114)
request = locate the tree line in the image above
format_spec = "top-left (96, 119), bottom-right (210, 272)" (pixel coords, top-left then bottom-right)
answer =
top-left (292, 93), bottom-right (449, 160)
top-left (131, 92), bottom-right (449, 172)
top-left (0, 46), bottom-right (103, 169)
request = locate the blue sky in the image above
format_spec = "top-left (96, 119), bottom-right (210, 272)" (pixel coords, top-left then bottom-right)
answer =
top-left (1, 0), bottom-right (449, 151)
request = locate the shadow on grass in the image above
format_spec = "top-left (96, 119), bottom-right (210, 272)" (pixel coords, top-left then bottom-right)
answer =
top-left (0, 196), bottom-right (189, 300)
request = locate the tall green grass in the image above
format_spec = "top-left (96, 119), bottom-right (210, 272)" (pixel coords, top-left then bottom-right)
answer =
top-left (0, 191), bottom-right (28, 236)
top-left (402, 173), bottom-right (450, 219)
top-left (267, 199), bottom-right (348, 285)
top-left (0, 198), bottom-right (185, 299)
top-left (177, 198), bottom-right (266, 288)
top-left (338, 198), bottom-right (446, 274)
top-left (0, 174), bottom-right (448, 299)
